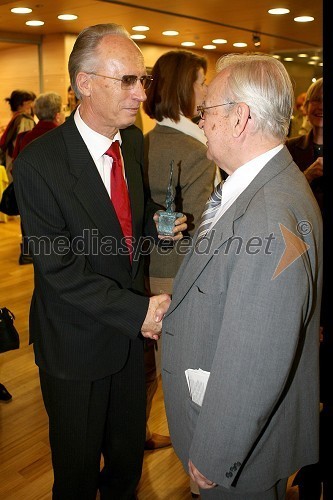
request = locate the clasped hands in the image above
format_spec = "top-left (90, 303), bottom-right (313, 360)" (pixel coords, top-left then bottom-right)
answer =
top-left (141, 212), bottom-right (187, 340)
top-left (141, 294), bottom-right (171, 340)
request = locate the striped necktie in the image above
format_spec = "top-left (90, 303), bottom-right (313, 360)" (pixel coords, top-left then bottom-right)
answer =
top-left (196, 182), bottom-right (223, 241)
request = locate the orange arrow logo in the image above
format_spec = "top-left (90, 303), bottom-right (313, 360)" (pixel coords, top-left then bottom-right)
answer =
top-left (272, 223), bottom-right (310, 280)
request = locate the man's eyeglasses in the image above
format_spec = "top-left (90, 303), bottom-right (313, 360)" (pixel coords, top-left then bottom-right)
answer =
top-left (89, 72), bottom-right (153, 90)
top-left (196, 102), bottom-right (237, 119)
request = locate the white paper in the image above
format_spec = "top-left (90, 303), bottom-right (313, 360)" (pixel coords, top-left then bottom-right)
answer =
top-left (185, 368), bottom-right (210, 406)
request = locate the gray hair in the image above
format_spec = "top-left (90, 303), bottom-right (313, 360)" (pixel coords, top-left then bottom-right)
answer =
top-left (68, 23), bottom-right (131, 99)
top-left (33, 92), bottom-right (62, 120)
top-left (216, 53), bottom-right (294, 141)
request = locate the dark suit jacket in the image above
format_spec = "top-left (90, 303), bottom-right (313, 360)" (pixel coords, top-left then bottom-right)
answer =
top-left (13, 115), bottom-right (157, 380)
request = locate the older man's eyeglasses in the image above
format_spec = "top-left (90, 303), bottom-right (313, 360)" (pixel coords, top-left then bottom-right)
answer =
top-left (89, 72), bottom-right (153, 90)
top-left (196, 102), bottom-right (237, 119)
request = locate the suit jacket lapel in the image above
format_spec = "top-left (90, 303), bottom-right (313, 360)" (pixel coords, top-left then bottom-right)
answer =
top-left (168, 146), bottom-right (294, 314)
top-left (169, 205), bottom-right (236, 313)
top-left (61, 117), bottom-right (132, 272)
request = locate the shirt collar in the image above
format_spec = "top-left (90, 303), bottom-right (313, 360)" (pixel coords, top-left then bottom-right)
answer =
top-left (74, 105), bottom-right (122, 162)
top-left (223, 144), bottom-right (283, 193)
top-left (157, 115), bottom-right (207, 146)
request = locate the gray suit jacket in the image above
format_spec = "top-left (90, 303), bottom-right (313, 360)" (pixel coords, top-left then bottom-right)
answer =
top-left (162, 146), bottom-right (323, 493)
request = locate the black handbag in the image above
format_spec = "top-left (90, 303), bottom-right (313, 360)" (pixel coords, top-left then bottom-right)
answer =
top-left (0, 308), bottom-right (20, 353)
top-left (0, 182), bottom-right (19, 216)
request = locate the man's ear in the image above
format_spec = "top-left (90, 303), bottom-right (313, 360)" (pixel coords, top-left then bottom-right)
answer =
top-left (76, 72), bottom-right (92, 97)
top-left (232, 102), bottom-right (251, 137)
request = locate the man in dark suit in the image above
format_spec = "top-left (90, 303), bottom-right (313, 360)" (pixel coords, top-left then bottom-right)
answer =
top-left (13, 23), bottom-right (184, 500)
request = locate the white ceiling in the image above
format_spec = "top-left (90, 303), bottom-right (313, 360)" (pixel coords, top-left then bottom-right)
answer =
top-left (0, 0), bottom-right (323, 62)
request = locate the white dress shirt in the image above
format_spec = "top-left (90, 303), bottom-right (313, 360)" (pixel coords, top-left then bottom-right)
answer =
top-left (209, 144), bottom-right (283, 231)
top-left (74, 106), bottom-right (123, 197)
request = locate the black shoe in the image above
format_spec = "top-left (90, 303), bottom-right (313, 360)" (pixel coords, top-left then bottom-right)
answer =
top-left (0, 383), bottom-right (12, 402)
top-left (19, 242), bottom-right (33, 265)
top-left (144, 433), bottom-right (171, 450)
top-left (19, 253), bottom-right (33, 265)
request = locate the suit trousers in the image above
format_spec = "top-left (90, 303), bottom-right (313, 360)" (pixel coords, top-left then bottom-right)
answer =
top-left (200, 477), bottom-right (288, 500)
top-left (39, 339), bottom-right (146, 500)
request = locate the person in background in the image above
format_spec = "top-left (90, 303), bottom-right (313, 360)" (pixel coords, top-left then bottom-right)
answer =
top-left (142, 49), bottom-right (218, 497)
top-left (286, 78), bottom-right (323, 212)
top-left (13, 23), bottom-right (185, 500)
top-left (12, 92), bottom-right (65, 265)
top-left (0, 90), bottom-right (36, 180)
top-left (66, 85), bottom-right (80, 116)
top-left (286, 78), bottom-right (330, 500)
top-left (13, 92), bottom-right (65, 159)
top-left (160, 52), bottom-right (322, 499)
top-left (288, 91), bottom-right (312, 138)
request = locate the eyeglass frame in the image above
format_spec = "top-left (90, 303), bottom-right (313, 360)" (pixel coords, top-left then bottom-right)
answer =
top-left (88, 72), bottom-right (153, 90)
top-left (196, 102), bottom-right (237, 119)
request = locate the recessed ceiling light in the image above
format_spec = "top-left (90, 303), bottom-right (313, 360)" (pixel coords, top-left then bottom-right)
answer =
top-left (319, 62), bottom-right (323, 66)
top-left (272, 54), bottom-right (281, 59)
top-left (308, 61), bottom-right (316, 65)
top-left (132, 26), bottom-right (149, 31)
top-left (58, 14), bottom-right (78, 21)
top-left (294, 16), bottom-right (314, 22)
top-left (298, 53), bottom-right (308, 58)
top-left (268, 8), bottom-right (290, 15)
top-left (310, 55), bottom-right (321, 60)
top-left (181, 41), bottom-right (196, 47)
top-left (284, 57), bottom-right (294, 62)
top-left (130, 34), bottom-right (146, 40)
top-left (212, 38), bottom-right (227, 44)
top-left (203, 45), bottom-right (216, 50)
top-left (26, 20), bottom-right (44, 26)
top-left (233, 42), bottom-right (247, 47)
top-left (11, 7), bottom-right (32, 14)
top-left (162, 30), bottom-right (179, 36)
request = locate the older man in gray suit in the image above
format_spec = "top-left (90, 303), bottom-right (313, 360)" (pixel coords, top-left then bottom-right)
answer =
top-left (161, 53), bottom-right (323, 499)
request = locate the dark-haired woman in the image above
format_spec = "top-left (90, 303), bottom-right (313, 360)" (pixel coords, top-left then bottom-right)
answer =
top-left (0, 89), bottom-right (36, 181)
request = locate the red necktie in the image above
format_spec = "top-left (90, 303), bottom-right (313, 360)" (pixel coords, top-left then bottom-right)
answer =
top-left (105, 141), bottom-right (133, 262)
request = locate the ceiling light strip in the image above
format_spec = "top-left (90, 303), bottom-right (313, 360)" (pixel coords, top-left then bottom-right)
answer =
top-left (98, 0), bottom-right (321, 48)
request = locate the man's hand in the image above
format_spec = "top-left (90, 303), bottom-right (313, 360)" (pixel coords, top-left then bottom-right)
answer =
top-left (154, 212), bottom-right (187, 241)
top-left (188, 459), bottom-right (217, 490)
top-left (304, 157), bottom-right (323, 183)
top-left (141, 294), bottom-right (171, 340)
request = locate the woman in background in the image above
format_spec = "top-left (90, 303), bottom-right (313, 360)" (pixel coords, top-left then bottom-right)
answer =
top-left (0, 89), bottom-right (36, 180)
top-left (143, 50), bottom-right (219, 498)
top-left (287, 78), bottom-right (330, 500)
top-left (12, 92), bottom-right (64, 265)
top-left (286, 78), bottom-right (323, 211)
